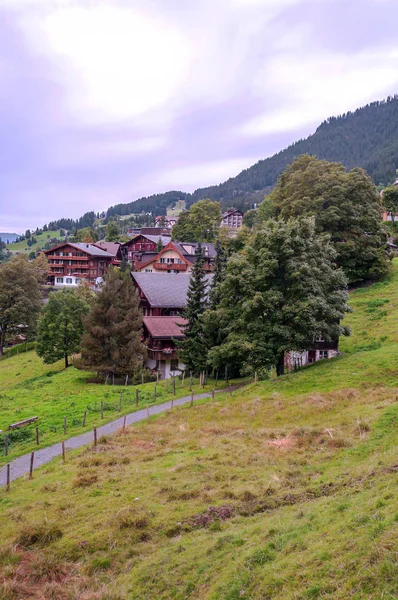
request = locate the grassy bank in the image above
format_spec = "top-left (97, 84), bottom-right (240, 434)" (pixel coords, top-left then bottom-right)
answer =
top-left (5, 229), bottom-right (65, 255)
top-left (0, 264), bottom-right (397, 598)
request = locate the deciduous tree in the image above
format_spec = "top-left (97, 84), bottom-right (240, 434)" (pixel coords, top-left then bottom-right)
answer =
top-left (36, 289), bottom-right (89, 369)
top-left (382, 186), bottom-right (398, 231)
top-left (0, 256), bottom-right (42, 354)
top-left (207, 217), bottom-right (350, 376)
top-left (261, 155), bottom-right (389, 283)
top-left (172, 199), bottom-right (222, 242)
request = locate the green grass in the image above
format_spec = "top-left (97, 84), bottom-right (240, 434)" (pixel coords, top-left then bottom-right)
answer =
top-left (0, 262), bottom-right (398, 599)
top-left (6, 229), bottom-right (65, 254)
top-left (0, 353), bottom-right (228, 465)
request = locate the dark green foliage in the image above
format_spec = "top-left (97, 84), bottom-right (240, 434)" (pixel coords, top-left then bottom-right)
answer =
top-left (178, 244), bottom-right (208, 374)
top-left (78, 268), bottom-right (146, 378)
top-left (172, 199), bottom-right (222, 242)
top-left (36, 289), bottom-right (89, 369)
top-left (382, 186), bottom-right (398, 230)
top-left (0, 256), bottom-right (42, 355)
top-left (207, 218), bottom-right (350, 376)
top-left (264, 155), bottom-right (389, 284)
top-left (106, 221), bottom-right (120, 242)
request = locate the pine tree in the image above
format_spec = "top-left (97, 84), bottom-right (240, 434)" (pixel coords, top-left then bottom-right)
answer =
top-left (77, 268), bottom-right (145, 379)
top-left (178, 244), bottom-right (208, 374)
top-left (36, 289), bottom-right (89, 369)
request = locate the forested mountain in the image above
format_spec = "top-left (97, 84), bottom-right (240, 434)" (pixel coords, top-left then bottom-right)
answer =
top-left (106, 95), bottom-right (398, 217)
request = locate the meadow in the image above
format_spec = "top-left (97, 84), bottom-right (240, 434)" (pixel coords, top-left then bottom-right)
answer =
top-left (5, 230), bottom-right (65, 255)
top-left (0, 263), bottom-right (397, 599)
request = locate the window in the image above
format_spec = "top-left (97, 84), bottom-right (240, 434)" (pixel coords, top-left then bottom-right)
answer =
top-left (75, 278), bottom-right (81, 284)
top-left (319, 350), bottom-right (328, 360)
top-left (56, 277), bottom-right (63, 283)
top-left (315, 335), bottom-right (324, 342)
top-left (170, 359), bottom-right (178, 371)
top-left (145, 269), bottom-right (152, 272)
top-left (65, 278), bottom-right (73, 284)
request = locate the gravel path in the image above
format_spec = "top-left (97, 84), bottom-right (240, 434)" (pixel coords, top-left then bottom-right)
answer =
top-left (0, 392), bottom-right (213, 487)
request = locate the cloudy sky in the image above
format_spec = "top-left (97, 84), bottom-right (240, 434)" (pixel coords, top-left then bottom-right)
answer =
top-left (1, 0), bottom-right (398, 233)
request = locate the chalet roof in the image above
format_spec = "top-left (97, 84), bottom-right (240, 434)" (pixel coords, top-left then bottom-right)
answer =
top-left (142, 316), bottom-right (187, 339)
top-left (44, 242), bottom-right (113, 257)
top-left (94, 242), bottom-right (121, 256)
top-left (222, 209), bottom-right (243, 217)
top-left (122, 234), bottom-right (171, 247)
top-left (132, 272), bottom-right (213, 308)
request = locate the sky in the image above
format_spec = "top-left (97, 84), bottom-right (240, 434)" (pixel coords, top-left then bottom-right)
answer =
top-left (1, 0), bottom-right (398, 233)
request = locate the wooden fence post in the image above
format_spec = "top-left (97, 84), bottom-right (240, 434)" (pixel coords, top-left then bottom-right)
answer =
top-left (101, 401), bottom-right (104, 419)
top-left (35, 427), bottom-right (39, 445)
top-left (212, 388), bottom-right (215, 403)
top-left (154, 386), bottom-right (157, 403)
top-left (82, 410), bottom-right (87, 427)
top-left (94, 426), bottom-right (97, 447)
top-left (112, 374), bottom-right (115, 386)
top-left (63, 416), bottom-right (66, 435)
top-left (190, 392), bottom-right (194, 407)
top-left (125, 374), bottom-right (129, 387)
top-left (62, 441), bottom-right (66, 463)
top-left (156, 370), bottom-right (159, 383)
top-left (5, 434), bottom-right (8, 456)
top-left (189, 371), bottom-right (193, 391)
top-left (118, 392), bottom-right (122, 412)
top-left (181, 371), bottom-right (185, 388)
top-left (29, 451), bottom-right (34, 480)
top-left (135, 388), bottom-right (139, 407)
top-left (171, 396), bottom-right (174, 409)
top-left (123, 415), bottom-right (127, 429)
top-left (254, 371), bottom-right (258, 383)
top-left (172, 377), bottom-right (176, 396)
top-left (6, 464), bottom-right (10, 492)
top-left (146, 406), bottom-right (150, 420)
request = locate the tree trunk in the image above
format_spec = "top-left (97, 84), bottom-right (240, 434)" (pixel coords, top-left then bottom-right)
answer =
top-left (64, 354), bottom-right (69, 369)
top-left (276, 352), bottom-right (285, 377)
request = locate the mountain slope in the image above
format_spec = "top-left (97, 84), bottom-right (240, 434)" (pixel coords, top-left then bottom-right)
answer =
top-left (106, 95), bottom-right (398, 218)
top-left (1, 263), bottom-right (398, 599)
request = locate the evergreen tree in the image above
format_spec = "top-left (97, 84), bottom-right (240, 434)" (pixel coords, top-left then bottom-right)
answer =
top-left (207, 217), bottom-right (350, 377)
top-left (178, 244), bottom-right (208, 374)
top-left (36, 289), bottom-right (89, 369)
top-left (0, 255), bottom-right (42, 354)
top-left (77, 268), bottom-right (145, 379)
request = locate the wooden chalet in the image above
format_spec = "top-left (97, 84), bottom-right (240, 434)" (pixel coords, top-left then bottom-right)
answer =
top-left (131, 272), bottom-right (213, 316)
top-left (221, 209), bottom-right (243, 230)
top-left (135, 241), bottom-right (216, 273)
top-left (44, 242), bottom-right (114, 286)
top-left (122, 233), bottom-right (171, 267)
top-left (143, 316), bottom-right (187, 379)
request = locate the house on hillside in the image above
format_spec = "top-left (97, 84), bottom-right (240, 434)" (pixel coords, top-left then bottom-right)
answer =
top-left (94, 241), bottom-right (123, 265)
top-left (134, 241), bottom-right (216, 273)
top-left (122, 233), bottom-right (171, 267)
top-left (131, 272), bottom-right (213, 316)
top-left (143, 316), bottom-right (187, 378)
top-left (44, 242), bottom-right (114, 286)
top-left (285, 337), bottom-right (339, 370)
top-left (221, 209), bottom-right (243, 230)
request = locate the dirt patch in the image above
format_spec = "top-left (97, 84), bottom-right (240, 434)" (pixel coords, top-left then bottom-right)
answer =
top-left (266, 438), bottom-right (294, 449)
top-left (188, 505), bottom-right (235, 528)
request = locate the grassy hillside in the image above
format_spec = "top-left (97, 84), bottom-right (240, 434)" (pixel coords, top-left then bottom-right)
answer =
top-left (1, 265), bottom-right (398, 599)
top-left (6, 230), bottom-right (65, 254)
top-left (0, 353), bottom-right (226, 466)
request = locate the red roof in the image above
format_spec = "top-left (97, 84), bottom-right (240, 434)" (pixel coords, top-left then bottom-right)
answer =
top-left (142, 316), bottom-right (187, 339)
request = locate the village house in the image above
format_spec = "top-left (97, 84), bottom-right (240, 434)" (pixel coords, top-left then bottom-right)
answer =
top-left (154, 216), bottom-right (178, 229)
top-left (221, 209), bottom-right (243, 230)
top-left (134, 241), bottom-right (216, 273)
top-left (44, 242), bottom-right (114, 286)
top-left (142, 316), bottom-right (187, 378)
top-left (94, 241), bottom-right (123, 265)
top-left (122, 233), bottom-right (171, 267)
top-left (285, 337), bottom-right (339, 370)
top-left (131, 272), bottom-right (213, 316)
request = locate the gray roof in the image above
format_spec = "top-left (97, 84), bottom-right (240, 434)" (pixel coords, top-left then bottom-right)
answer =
top-left (131, 272), bottom-right (213, 308)
top-left (143, 234), bottom-right (172, 246)
top-left (71, 243), bottom-right (113, 257)
top-left (173, 242), bottom-right (217, 258)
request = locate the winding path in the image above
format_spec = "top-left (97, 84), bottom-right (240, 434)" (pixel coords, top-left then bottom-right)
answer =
top-left (0, 392), bottom-right (214, 487)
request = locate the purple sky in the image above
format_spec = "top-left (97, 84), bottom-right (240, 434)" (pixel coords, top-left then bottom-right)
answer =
top-left (1, 0), bottom-right (398, 233)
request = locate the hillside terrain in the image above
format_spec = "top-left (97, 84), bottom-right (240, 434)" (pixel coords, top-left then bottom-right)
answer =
top-left (5, 230), bottom-right (65, 255)
top-left (105, 96), bottom-right (398, 219)
top-left (0, 264), bottom-right (397, 598)
top-left (0, 233), bottom-right (18, 244)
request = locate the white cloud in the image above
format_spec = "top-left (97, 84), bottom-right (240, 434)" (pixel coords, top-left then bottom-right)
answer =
top-left (241, 48), bottom-right (398, 136)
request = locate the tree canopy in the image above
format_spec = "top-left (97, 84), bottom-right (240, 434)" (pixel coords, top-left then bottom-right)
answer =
top-left (382, 186), bottom-right (398, 230)
top-left (36, 289), bottom-right (89, 369)
top-left (207, 217), bottom-right (350, 377)
top-left (0, 256), bottom-right (42, 354)
top-left (77, 269), bottom-right (145, 379)
top-left (261, 155), bottom-right (389, 283)
top-left (172, 199), bottom-right (222, 242)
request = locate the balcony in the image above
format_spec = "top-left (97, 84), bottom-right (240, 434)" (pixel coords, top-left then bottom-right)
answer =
top-left (48, 255), bottom-right (89, 260)
top-left (154, 262), bottom-right (187, 271)
top-left (147, 348), bottom-right (179, 361)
